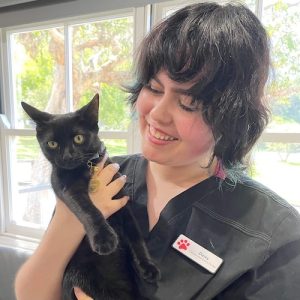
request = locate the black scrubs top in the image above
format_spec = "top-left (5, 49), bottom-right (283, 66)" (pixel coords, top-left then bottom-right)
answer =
top-left (113, 154), bottom-right (300, 300)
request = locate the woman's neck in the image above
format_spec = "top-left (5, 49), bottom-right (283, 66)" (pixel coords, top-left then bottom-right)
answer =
top-left (148, 158), bottom-right (217, 187)
top-left (146, 158), bottom-right (217, 231)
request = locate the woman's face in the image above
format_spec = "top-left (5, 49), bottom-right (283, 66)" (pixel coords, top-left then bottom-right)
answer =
top-left (136, 70), bottom-right (215, 167)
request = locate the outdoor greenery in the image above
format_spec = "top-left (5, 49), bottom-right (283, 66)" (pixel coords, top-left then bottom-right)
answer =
top-left (15, 17), bottom-right (133, 159)
top-left (265, 0), bottom-right (300, 128)
top-left (16, 17), bottom-right (133, 132)
top-left (256, 0), bottom-right (300, 165)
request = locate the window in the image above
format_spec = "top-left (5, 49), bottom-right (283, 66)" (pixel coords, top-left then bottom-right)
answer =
top-left (0, 9), bottom-right (140, 240)
top-left (253, 0), bottom-right (300, 210)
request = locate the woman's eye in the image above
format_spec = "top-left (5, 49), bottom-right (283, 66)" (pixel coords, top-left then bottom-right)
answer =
top-left (179, 102), bottom-right (198, 112)
top-left (74, 134), bottom-right (84, 144)
top-left (145, 84), bottom-right (162, 94)
top-left (178, 96), bottom-right (199, 112)
top-left (47, 141), bottom-right (58, 149)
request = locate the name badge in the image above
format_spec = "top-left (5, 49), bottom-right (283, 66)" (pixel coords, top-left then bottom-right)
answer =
top-left (172, 234), bottom-right (223, 274)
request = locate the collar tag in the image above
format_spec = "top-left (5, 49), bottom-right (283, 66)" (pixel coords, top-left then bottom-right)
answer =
top-left (172, 234), bottom-right (223, 274)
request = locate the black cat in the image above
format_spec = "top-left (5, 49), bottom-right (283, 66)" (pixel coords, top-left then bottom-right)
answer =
top-left (21, 94), bottom-right (160, 300)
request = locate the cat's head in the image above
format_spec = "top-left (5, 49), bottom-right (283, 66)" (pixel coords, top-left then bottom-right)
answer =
top-left (21, 94), bottom-right (103, 170)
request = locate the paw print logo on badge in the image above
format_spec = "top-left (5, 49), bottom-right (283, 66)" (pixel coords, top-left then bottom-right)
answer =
top-left (177, 239), bottom-right (190, 250)
top-left (172, 234), bottom-right (224, 274)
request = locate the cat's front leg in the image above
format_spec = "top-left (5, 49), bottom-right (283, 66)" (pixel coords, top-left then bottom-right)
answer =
top-left (121, 206), bottom-right (161, 283)
top-left (60, 189), bottom-right (118, 255)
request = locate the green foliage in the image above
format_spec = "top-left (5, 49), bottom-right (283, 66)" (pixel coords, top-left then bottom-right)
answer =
top-left (99, 83), bottom-right (130, 130)
top-left (16, 31), bottom-right (54, 109)
top-left (72, 17), bottom-right (133, 76)
top-left (103, 139), bottom-right (127, 156)
top-left (272, 95), bottom-right (300, 123)
top-left (265, 0), bottom-right (300, 126)
top-left (247, 161), bottom-right (260, 178)
top-left (77, 84), bottom-right (130, 130)
top-left (15, 17), bottom-right (133, 130)
top-left (17, 136), bottom-right (39, 160)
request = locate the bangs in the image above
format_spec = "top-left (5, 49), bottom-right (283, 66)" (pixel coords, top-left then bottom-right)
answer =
top-left (135, 3), bottom-right (234, 103)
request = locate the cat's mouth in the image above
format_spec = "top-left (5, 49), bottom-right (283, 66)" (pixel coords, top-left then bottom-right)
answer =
top-left (55, 152), bottom-right (103, 170)
top-left (55, 158), bottom-right (84, 170)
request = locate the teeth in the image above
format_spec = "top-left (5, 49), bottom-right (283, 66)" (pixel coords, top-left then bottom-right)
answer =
top-left (149, 126), bottom-right (176, 141)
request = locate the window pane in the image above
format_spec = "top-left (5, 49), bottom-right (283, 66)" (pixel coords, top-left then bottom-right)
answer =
top-left (11, 136), bottom-right (54, 229)
top-left (251, 142), bottom-right (300, 207)
top-left (12, 27), bottom-right (66, 129)
top-left (72, 16), bottom-right (134, 130)
top-left (102, 139), bottom-right (127, 156)
top-left (262, 0), bottom-right (300, 133)
top-left (243, 0), bottom-right (256, 12)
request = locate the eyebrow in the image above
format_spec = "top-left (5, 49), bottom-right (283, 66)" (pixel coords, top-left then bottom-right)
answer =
top-left (151, 76), bottom-right (192, 96)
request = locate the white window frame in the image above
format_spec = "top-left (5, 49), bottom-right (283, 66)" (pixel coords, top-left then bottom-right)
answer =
top-left (0, 6), bottom-right (149, 247)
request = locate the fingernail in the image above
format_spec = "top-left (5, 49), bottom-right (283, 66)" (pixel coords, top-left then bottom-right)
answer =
top-left (111, 163), bottom-right (120, 170)
top-left (123, 196), bottom-right (130, 204)
top-left (121, 175), bottom-right (127, 181)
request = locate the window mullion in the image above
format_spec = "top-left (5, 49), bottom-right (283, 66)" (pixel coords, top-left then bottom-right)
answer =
top-left (255, 0), bottom-right (264, 20)
top-left (127, 6), bottom-right (151, 154)
top-left (65, 24), bottom-right (73, 112)
top-left (0, 115), bottom-right (14, 236)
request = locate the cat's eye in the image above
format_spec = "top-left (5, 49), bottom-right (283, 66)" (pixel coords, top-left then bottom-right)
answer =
top-left (47, 141), bottom-right (58, 149)
top-left (74, 134), bottom-right (84, 144)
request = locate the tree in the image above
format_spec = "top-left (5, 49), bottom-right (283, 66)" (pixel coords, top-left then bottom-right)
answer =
top-left (259, 0), bottom-right (300, 163)
top-left (17, 17), bottom-right (133, 130)
top-left (264, 0), bottom-right (300, 126)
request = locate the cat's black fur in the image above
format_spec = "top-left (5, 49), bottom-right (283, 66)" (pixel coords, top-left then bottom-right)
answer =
top-left (21, 94), bottom-right (160, 300)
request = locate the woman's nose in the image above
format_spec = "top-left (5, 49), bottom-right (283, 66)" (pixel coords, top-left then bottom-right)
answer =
top-left (149, 94), bottom-right (173, 125)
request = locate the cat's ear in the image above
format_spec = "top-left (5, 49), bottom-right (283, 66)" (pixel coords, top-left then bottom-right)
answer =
top-left (78, 94), bottom-right (99, 124)
top-left (21, 102), bottom-right (52, 125)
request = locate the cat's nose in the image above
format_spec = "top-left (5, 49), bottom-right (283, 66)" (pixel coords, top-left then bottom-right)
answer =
top-left (62, 150), bottom-right (73, 161)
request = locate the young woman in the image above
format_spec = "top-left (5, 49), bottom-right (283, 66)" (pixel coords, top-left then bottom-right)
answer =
top-left (15, 2), bottom-right (300, 299)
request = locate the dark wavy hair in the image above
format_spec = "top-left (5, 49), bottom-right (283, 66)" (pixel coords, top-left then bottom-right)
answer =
top-left (127, 2), bottom-right (270, 170)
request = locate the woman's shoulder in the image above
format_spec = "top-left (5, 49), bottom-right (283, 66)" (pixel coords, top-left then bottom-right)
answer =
top-left (236, 176), bottom-right (292, 205)
top-left (221, 176), bottom-right (300, 246)
top-left (204, 177), bottom-right (300, 299)
top-left (232, 176), bottom-right (298, 219)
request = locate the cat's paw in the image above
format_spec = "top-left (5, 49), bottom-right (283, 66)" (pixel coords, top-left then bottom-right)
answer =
top-left (90, 227), bottom-right (119, 255)
top-left (136, 260), bottom-right (161, 283)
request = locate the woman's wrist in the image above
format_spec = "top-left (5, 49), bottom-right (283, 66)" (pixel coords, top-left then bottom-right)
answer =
top-left (54, 200), bottom-right (85, 238)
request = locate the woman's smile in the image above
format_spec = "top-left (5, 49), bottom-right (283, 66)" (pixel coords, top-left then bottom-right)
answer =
top-left (148, 125), bottom-right (178, 144)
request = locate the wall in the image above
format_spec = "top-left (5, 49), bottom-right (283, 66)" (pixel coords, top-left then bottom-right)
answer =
top-left (0, 0), bottom-right (168, 27)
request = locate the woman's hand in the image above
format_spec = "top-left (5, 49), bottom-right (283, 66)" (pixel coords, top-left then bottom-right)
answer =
top-left (88, 156), bottom-right (129, 219)
top-left (74, 287), bottom-right (93, 300)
